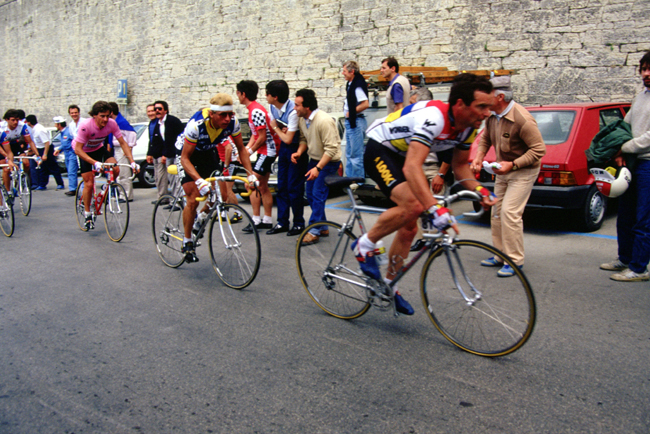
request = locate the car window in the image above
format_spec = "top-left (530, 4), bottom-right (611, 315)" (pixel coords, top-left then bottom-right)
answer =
top-left (599, 108), bottom-right (624, 129)
top-left (530, 110), bottom-right (576, 145)
top-left (133, 123), bottom-right (148, 139)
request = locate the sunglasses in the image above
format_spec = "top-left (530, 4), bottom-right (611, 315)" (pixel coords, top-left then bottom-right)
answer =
top-left (216, 112), bottom-right (235, 118)
top-left (154, 107), bottom-right (164, 111)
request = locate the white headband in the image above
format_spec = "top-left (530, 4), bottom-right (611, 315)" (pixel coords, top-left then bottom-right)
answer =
top-left (210, 105), bottom-right (233, 112)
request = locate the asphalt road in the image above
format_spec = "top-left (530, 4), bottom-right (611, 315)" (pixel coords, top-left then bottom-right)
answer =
top-left (1, 181), bottom-right (648, 434)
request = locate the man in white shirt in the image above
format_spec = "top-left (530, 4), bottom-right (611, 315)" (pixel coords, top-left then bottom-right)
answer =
top-left (25, 115), bottom-right (64, 191)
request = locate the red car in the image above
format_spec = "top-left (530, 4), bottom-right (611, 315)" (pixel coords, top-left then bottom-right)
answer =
top-left (470, 102), bottom-right (630, 231)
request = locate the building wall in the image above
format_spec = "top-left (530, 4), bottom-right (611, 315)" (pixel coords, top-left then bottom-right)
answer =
top-left (0, 0), bottom-right (648, 125)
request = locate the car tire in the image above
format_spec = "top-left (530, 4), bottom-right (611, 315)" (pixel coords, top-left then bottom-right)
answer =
top-left (137, 161), bottom-right (156, 188)
top-left (574, 184), bottom-right (606, 232)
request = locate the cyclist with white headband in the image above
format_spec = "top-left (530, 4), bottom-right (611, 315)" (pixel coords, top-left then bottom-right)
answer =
top-left (177, 93), bottom-right (256, 263)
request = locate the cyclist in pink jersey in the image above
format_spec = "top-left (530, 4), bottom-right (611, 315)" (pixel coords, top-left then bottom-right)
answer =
top-left (73, 101), bottom-right (140, 230)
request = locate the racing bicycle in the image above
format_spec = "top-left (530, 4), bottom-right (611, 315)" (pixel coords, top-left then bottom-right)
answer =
top-left (152, 165), bottom-right (261, 290)
top-left (9, 155), bottom-right (36, 216)
top-left (0, 184), bottom-right (14, 237)
top-left (75, 163), bottom-right (134, 242)
top-left (295, 176), bottom-right (536, 357)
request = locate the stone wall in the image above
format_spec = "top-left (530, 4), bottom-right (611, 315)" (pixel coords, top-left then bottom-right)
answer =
top-left (0, 0), bottom-right (648, 125)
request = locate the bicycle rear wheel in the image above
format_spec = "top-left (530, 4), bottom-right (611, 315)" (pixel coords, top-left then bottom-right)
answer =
top-left (420, 240), bottom-right (536, 357)
top-left (103, 183), bottom-right (129, 242)
top-left (152, 194), bottom-right (185, 268)
top-left (296, 221), bottom-right (370, 319)
top-left (208, 203), bottom-right (260, 289)
top-left (75, 181), bottom-right (89, 231)
top-left (0, 186), bottom-right (14, 237)
top-left (18, 173), bottom-right (31, 216)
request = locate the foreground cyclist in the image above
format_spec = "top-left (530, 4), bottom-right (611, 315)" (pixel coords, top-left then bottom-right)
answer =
top-left (2, 109), bottom-right (40, 192)
top-left (353, 73), bottom-right (498, 315)
top-left (178, 93), bottom-right (256, 263)
top-left (73, 101), bottom-right (140, 230)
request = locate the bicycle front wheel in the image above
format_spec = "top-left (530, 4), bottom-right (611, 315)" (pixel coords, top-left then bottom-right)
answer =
top-left (296, 221), bottom-right (371, 319)
top-left (104, 183), bottom-right (130, 242)
top-left (421, 240), bottom-right (536, 357)
top-left (0, 186), bottom-right (14, 237)
top-left (209, 203), bottom-right (260, 289)
top-left (152, 194), bottom-right (185, 268)
top-left (19, 173), bottom-right (31, 216)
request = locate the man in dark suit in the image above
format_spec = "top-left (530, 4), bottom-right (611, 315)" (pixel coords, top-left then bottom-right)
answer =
top-left (147, 100), bottom-right (184, 203)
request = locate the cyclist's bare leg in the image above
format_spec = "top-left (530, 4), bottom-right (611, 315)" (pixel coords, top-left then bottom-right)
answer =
top-left (82, 171), bottom-right (95, 212)
top-left (386, 219), bottom-right (419, 280)
top-left (366, 182), bottom-right (424, 244)
top-left (2, 166), bottom-right (10, 191)
top-left (105, 157), bottom-right (119, 177)
top-left (250, 172), bottom-right (272, 220)
top-left (182, 181), bottom-right (201, 239)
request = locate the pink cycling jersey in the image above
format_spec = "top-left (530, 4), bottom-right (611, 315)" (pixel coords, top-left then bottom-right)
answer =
top-left (74, 118), bottom-right (123, 153)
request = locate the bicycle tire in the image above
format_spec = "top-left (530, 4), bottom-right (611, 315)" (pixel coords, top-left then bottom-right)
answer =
top-left (0, 186), bottom-right (14, 237)
top-left (152, 194), bottom-right (185, 268)
top-left (18, 173), bottom-right (31, 216)
top-left (296, 221), bottom-right (371, 319)
top-left (208, 203), bottom-right (260, 289)
top-left (104, 182), bottom-right (130, 242)
top-left (75, 181), bottom-right (89, 231)
top-left (420, 240), bottom-right (536, 357)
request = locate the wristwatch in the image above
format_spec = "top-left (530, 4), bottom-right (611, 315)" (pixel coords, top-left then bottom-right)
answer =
top-left (511, 163), bottom-right (519, 171)
top-left (437, 172), bottom-right (445, 179)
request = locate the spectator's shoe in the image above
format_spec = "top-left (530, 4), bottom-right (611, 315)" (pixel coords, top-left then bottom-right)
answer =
top-left (610, 268), bottom-right (650, 282)
top-left (64, 191), bottom-right (76, 196)
top-left (600, 259), bottom-right (629, 271)
top-left (301, 232), bottom-right (320, 246)
top-left (266, 224), bottom-right (288, 235)
top-left (35, 186), bottom-right (47, 191)
top-left (320, 229), bottom-right (329, 237)
top-left (182, 241), bottom-right (199, 263)
top-left (56, 185), bottom-right (65, 190)
top-left (410, 238), bottom-right (426, 252)
top-left (84, 215), bottom-right (95, 230)
top-left (257, 222), bottom-right (272, 230)
top-left (287, 225), bottom-right (305, 236)
top-left (242, 223), bottom-right (255, 233)
top-left (481, 256), bottom-right (504, 267)
top-left (351, 239), bottom-right (381, 280)
top-left (394, 294), bottom-right (415, 316)
top-left (497, 263), bottom-right (523, 277)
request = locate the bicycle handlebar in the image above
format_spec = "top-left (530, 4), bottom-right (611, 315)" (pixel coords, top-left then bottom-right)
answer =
top-left (93, 163), bottom-right (139, 181)
top-left (195, 175), bottom-right (256, 202)
top-left (434, 189), bottom-right (485, 218)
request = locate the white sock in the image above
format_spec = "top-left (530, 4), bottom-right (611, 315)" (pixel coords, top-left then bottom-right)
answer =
top-left (84, 211), bottom-right (92, 218)
top-left (183, 237), bottom-right (192, 244)
top-left (262, 215), bottom-right (273, 224)
top-left (384, 277), bottom-right (398, 294)
top-left (253, 215), bottom-right (261, 224)
top-left (357, 234), bottom-right (377, 256)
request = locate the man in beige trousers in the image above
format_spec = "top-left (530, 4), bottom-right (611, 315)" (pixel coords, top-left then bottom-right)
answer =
top-left (471, 76), bottom-right (546, 277)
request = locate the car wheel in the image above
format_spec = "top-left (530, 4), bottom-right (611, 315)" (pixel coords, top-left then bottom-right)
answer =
top-left (574, 184), bottom-right (606, 232)
top-left (137, 161), bottom-right (156, 188)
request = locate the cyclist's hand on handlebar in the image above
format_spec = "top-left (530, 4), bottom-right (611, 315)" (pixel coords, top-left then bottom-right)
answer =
top-left (246, 174), bottom-right (259, 191)
top-left (424, 204), bottom-right (459, 234)
top-left (475, 185), bottom-right (498, 209)
top-left (130, 162), bottom-right (140, 174)
top-left (195, 178), bottom-right (211, 196)
top-left (93, 161), bottom-right (103, 172)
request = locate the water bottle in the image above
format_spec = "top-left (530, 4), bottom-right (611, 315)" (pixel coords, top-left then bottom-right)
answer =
top-left (374, 240), bottom-right (388, 266)
top-left (193, 211), bottom-right (208, 233)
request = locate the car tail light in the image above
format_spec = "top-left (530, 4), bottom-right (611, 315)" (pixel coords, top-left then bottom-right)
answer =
top-left (537, 171), bottom-right (577, 186)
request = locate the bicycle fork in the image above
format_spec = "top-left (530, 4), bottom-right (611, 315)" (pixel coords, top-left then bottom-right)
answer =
top-left (443, 244), bottom-right (483, 305)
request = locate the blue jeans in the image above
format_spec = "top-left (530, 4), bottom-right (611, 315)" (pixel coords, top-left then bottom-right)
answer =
top-left (306, 159), bottom-right (339, 235)
top-left (344, 116), bottom-right (367, 179)
top-left (276, 143), bottom-right (308, 228)
top-left (64, 149), bottom-right (79, 192)
top-left (616, 158), bottom-right (650, 273)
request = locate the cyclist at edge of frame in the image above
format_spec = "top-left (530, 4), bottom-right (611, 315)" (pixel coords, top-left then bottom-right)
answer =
top-left (2, 109), bottom-right (41, 192)
top-left (0, 130), bottom-right (16, 208)
top-left (177, 93), bottom-right (257, 264)
top-left (73, 100), bottom-right (140, 230)
top-left (352, 73), bottom-right (499, 315)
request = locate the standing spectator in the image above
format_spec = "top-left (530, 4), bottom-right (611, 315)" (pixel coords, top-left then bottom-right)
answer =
top-left (52, 116), bottom-right (78, 196)
top-left (470, 76), bottom-right (546, 277)
top-left (108, 102), bottom-right (137, 201)
top-left (26, 114), bottom-right (65, 191)
top-left (146, 100), bottom-right (184, 204)
top-left (341, 60), bottom-right (369, 178)
top-left (146, 104), bottom-right (156, 121)
top-left (380, 57), bottom-right (411, 114)
top-left (237, 80), bottom-right (281, 233)
top-left (292, 89), bottom-right (342, 245)
top-left (67, 105), bottom-right (86, 138)
top-left (601, 51), bottom-right (650, 282)
top-left (266, 79), bottom-right (308, 236)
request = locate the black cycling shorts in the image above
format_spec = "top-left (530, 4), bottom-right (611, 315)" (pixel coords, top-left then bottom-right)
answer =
top-left (363, 138), bottom-right (407, 198)
top-left (79, 147), bottom-right (111, 174)
top-left (9, 139), bottom-right (27, 156)
top-left (253, 154), bottom-right (276, 176)
top-left (180, 149), bottom-right (220, 185)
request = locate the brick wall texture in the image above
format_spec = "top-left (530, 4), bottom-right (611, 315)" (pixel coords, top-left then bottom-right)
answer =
top-left (0, 0), bottom-right (648, 124)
